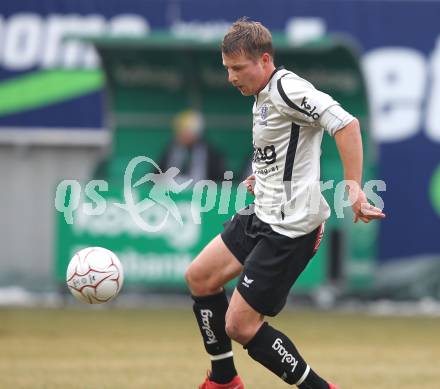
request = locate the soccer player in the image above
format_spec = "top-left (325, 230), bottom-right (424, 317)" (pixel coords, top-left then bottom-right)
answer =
top-left (185, 18), bottom-right (385, 389)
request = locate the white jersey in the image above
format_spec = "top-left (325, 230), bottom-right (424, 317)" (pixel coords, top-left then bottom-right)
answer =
top-left (252, 66), bottom-right (354, 238)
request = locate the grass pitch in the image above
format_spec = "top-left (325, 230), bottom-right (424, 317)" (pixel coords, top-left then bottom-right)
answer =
top-left (0, 307), bottom-right (438, 388)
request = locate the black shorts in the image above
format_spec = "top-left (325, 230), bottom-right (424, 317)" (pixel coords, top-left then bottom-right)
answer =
top-left (221, 205), bottom-right (324, 317)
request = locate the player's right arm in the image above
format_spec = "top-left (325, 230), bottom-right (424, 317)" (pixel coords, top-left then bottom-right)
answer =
top-left (274, 72), bottom-right (385, 223)
top-left (242, 175), bottom-right (255, 195)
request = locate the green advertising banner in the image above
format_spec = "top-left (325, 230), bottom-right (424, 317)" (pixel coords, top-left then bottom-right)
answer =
top-left (55, 184), bottom-right (326, 291)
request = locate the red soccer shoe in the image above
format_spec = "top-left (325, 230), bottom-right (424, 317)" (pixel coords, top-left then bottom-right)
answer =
top-left (199, 372), bottom-right (244, 389)
top-left (329, 383), bottom-right (340, 389)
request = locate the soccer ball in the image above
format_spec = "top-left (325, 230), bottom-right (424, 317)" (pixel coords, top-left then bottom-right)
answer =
top-left (66, 247), bottom-right (124, 304)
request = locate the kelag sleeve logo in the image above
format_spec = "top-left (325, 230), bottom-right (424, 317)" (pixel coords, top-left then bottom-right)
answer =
top-left (300, 96), bottom-right (320, 120)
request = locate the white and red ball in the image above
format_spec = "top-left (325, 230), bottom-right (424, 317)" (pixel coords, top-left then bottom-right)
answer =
top-left (66, 247), bottom-right (124, 304)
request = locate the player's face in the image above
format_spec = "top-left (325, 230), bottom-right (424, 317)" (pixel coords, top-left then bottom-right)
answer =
top-left (222, 52), bottom-right (268, 96)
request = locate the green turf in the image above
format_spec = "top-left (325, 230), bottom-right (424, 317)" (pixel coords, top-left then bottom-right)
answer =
top-left (0, 307), bottom-right (438, 388)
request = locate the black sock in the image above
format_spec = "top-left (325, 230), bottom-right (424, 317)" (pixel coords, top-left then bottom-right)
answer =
top-left (245, 322), bottom-right (329, 388)
top-left (192, 291), bottom-right (237, 384)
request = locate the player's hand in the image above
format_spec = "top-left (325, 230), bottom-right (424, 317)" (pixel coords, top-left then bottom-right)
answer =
top-left (349, 186), bottom-right (386, 223)
top-left (242, 175), bottom-right (255, 195)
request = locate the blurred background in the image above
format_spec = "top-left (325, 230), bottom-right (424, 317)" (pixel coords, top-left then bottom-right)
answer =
top-left (1, 0), bottom-right (440, 306)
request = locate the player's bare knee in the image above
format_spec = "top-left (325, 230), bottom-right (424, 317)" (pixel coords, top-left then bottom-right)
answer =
top-left (185, 263), bottom-right (220, 296)
top-left (185, 264), bottom-right (202, 292)
top-left (225, 317), bottom-right (241, 343)
top-left (184, 264), bottom-right (203, 291)
top-left (184, 264), bottom-right (193, 286)
top-left (225, 313), bottom-right (255, 345)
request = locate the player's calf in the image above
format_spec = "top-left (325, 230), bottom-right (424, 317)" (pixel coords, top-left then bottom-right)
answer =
top-left (245, 322), bottom-right (332, 388)
top-left (192, 291), bottom-right (238, 384)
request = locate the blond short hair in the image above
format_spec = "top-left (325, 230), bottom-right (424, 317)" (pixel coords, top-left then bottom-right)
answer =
top-left (221, 17), bottom-right (274, 60)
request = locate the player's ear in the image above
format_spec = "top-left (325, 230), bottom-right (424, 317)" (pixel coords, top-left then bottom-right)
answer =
top-left (261, 52), bottom-right (272, 66)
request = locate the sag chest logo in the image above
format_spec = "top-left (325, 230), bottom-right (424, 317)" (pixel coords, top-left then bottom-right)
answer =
top-left (253, 143), bottom-right (277, 165)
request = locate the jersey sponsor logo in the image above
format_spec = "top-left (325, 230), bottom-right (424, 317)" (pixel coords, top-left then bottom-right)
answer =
top-left (253, 144), bottom-right (277, 165)
top-left (200, 309), bottom-right (218, 345)
top-left (241, 275), bottom-right (254, 288)
top-left (272, 338), bottom-right (299, 373)
top-left (300, 96), bottom-right (320, 119)
top-left (254, 164), bottom-right (279, 176)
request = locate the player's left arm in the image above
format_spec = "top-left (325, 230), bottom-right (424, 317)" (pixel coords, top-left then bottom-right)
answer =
top-left (333, 117), bottom-right (385, 223)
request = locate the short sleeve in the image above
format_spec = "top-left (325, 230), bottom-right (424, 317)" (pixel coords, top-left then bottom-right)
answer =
top-left (319, 104), bottom-right (355, 136)
top-left (275, 74), bottom-right (339, 127)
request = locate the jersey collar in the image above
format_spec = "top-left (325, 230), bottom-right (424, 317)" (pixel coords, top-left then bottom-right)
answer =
top-left (255, 65), bottom-right (285, 100)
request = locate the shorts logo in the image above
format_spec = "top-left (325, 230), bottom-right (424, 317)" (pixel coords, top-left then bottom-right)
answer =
top-left (200, 309), bottom-right (218, 345)
top-left (241, 275), bottom-right (254, 288)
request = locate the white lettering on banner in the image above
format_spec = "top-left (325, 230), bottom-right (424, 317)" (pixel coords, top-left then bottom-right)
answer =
top-left (81, 249), bottom-right (192, 280)
top-left (110, 14), bottom-right (149, 35)
top-left (286, 17), bottom-right (326, 45)
top-left (74, 198), bottom-right (200, 250)
top-left (426, 37), bottom-right (440, 142)
top-left (3, 13), bottom-right (43, 70)
top-left (0, 16), bottom-right (3, 62)
top-left (114, 64), bottom-right (183, 89)
top-left (272, 338), bottom-right (299, 373)
top-left (362, 41), bottom-right (440, 144)
top-left (0, 13), bottom-right (150, 71)
top-left (200, 309), bottom-right (218, 345)
top-left (170, 21), bottom-right (230, 41)
top-left (42, 15), bottom-right (106, 69)
top-left (363, 48), bottom-right (427, 142)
